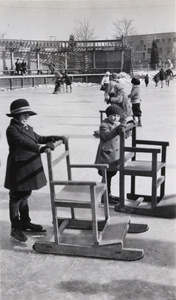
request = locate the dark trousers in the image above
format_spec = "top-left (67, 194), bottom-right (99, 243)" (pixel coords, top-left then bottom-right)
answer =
top-left (9, 191), bottom-right (31, 230)
top-left (99, 170), bottom-right (117, 195)
top-left (132, 103), bottom-right (142, 117)
top-left (54, 80), bottom-right (61, 93)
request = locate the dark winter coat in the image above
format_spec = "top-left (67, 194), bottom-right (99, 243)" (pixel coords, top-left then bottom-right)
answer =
top-left (153, 73), bottom-right (160, 83)
top-left (159, 69), bottom-right (165, 80)
top-left (64, 74), bottom-right (72, 85)
top-left (95, 118), bottom-right (120, 170)
top-left (144, 75), bottom-right (149, 85)
top-left (4, 119), bottom-right (53, 191)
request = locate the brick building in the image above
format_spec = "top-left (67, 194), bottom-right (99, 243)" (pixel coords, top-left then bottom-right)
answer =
top-left (125, 32), bottom-right (176, 69)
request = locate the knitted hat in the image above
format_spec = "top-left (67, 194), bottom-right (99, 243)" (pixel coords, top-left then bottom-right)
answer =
top-left (111, 73), bottom-right (119, 80)
top-left (131, 77), bottom-right (140, 85)
top-left (106, 104), bottom-right (123, 117)
top-left (6, 99), bottom-right (37, 117)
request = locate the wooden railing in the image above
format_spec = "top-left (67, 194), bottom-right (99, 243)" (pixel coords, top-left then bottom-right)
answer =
top-left (0, 73), bottom-right (106, 90)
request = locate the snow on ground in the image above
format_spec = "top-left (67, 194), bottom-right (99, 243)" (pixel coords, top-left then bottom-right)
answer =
top-left (0, 71), bottom-right (176, 300)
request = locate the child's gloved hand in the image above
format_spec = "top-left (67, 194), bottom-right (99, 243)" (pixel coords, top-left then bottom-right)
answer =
top-left (60, 136), bottom-right (68, 144)
top-left (50, 136), bottom-right (67, 144)
top-left (106, 99), bottom-right (111, 104)
top-left (50, 136), bottom-right (61, 142)
top-left (40, 142), bottom-right (55, 153)
top-left (116, 124), bottom-right (126, 133)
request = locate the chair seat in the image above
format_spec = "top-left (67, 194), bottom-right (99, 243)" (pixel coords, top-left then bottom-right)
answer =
top-left (124, 160), bottom-right (165, 176)
top-left (55, 183), bottom-right (106, 208)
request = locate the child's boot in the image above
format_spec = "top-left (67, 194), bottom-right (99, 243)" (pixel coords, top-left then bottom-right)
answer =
top-left (21, 222), bottom-right (46, 232)
top-left (137, 117), bottom-right (142, 127)
top-left (11, 228), bottom-right (27, 242)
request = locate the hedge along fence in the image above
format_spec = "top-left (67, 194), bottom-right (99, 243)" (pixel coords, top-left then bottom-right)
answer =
top-left (0, 74), bottom-right (104, 90)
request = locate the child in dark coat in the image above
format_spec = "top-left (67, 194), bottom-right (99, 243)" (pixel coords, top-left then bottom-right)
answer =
top-left (95, 105), bottom-right (126, 206)
top-left (159, 68), bottom-right (165, 88)
top-left (144, 74), bottom-right (149, 87)
top-left (4, 99), bottom-right (67, 242)
top-left (53, 72), bottom-right (63, 94)
top-left (63, 71), bottom-right (72, 93)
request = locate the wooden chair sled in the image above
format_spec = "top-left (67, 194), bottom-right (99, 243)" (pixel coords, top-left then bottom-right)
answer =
top-left (98, 110), bottom-right (176, 218)
top-left (33, 139), bottom-right (148, 261)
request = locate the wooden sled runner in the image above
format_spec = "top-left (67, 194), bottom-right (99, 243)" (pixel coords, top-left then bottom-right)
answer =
top-left (33, 140), bottom-right (148, 261)
top-left (99, 110), bottom-right (176, 218)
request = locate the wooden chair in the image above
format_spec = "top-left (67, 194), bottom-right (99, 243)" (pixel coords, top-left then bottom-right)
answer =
top-left (33, 139), bottom-right (147, 261)
top-left (99, 110), bottom-right (175, 218)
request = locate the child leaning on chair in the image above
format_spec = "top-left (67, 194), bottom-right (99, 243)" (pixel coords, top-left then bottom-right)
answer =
top-left (4, 98), bottom-right (67, 243)
top-left (95, 104), bottom-right (128, 206)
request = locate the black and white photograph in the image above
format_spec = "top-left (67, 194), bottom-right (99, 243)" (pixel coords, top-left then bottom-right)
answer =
top-left (0, 1), bottom-right (176, 299)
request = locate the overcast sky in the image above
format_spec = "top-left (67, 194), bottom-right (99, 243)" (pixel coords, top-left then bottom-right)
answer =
top-left (0, 0), bottom-right (175, 41)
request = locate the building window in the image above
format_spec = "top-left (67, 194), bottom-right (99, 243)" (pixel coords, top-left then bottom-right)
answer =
top-left (140, 40), bottom-right (143, 46)
top-left (168, 38), bottom-right (171, 43)
top-left (156, 39), bottom-right (160, 43)
top-left (162, 39), bottom-right (165, 42)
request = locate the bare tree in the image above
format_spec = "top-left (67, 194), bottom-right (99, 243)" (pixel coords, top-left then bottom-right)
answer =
top-left (112, 17), bottom-right (136, 39)
top-left (73, 19), bottom-right (96, 40)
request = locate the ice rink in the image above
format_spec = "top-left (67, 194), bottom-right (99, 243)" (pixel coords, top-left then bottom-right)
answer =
top-left (0, 77), bottom-right (176, 300)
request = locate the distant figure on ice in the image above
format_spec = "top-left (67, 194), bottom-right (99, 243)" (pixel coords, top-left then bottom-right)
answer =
top-left (159, 68), bottom-right (165, 88)
top-left (165, 68), bottom-right (173, 86)
top-left (52, 72), bottom-right (63, 94)
top-left (63, 71), bottom-right (72, 93)
top-left (144, 74), bottom-right (149, 87)
top-left (128, 77), bottom-right (142, 127)
top-left (100, 71), bottom-right (111, 101)
top-left (153, 73), bottom-right (160, 87)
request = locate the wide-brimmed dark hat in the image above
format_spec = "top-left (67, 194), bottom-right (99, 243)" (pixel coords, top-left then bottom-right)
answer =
top-left (6, 99), bottom-right (37, 117)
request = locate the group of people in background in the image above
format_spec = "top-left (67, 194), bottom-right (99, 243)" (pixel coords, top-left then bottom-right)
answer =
top-left (15, 58), bottom-right (27, 75)
top-left (52, 70), bottom-right (72, 94)
top-left (97, 66), bottom-right (174, 205)
top-left (3, 58), bottom-right (27, 76)
top-left (100, 71), bottom-right (142, 127)
top-left (153, 68), bottom-right (174, 88)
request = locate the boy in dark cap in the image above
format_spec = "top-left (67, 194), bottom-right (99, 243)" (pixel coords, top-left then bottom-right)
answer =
top-left (4, 99), bottom-right (67, 242)
top-left (95, 104), bottom-right (126, 206)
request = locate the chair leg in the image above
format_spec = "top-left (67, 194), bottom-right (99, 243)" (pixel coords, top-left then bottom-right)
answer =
top-left (130, 175), bottom-right (136, 197)
top-left (119, 172), bottom-right (125, 207)
top-left (90, 187), bottom-right (99, 246)
top-left (70, 207), bottom-right (75, 219)
top-left (151, 176), bottom-right (157, 210)
top-left (160, 181), bottom-right (165, 200)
